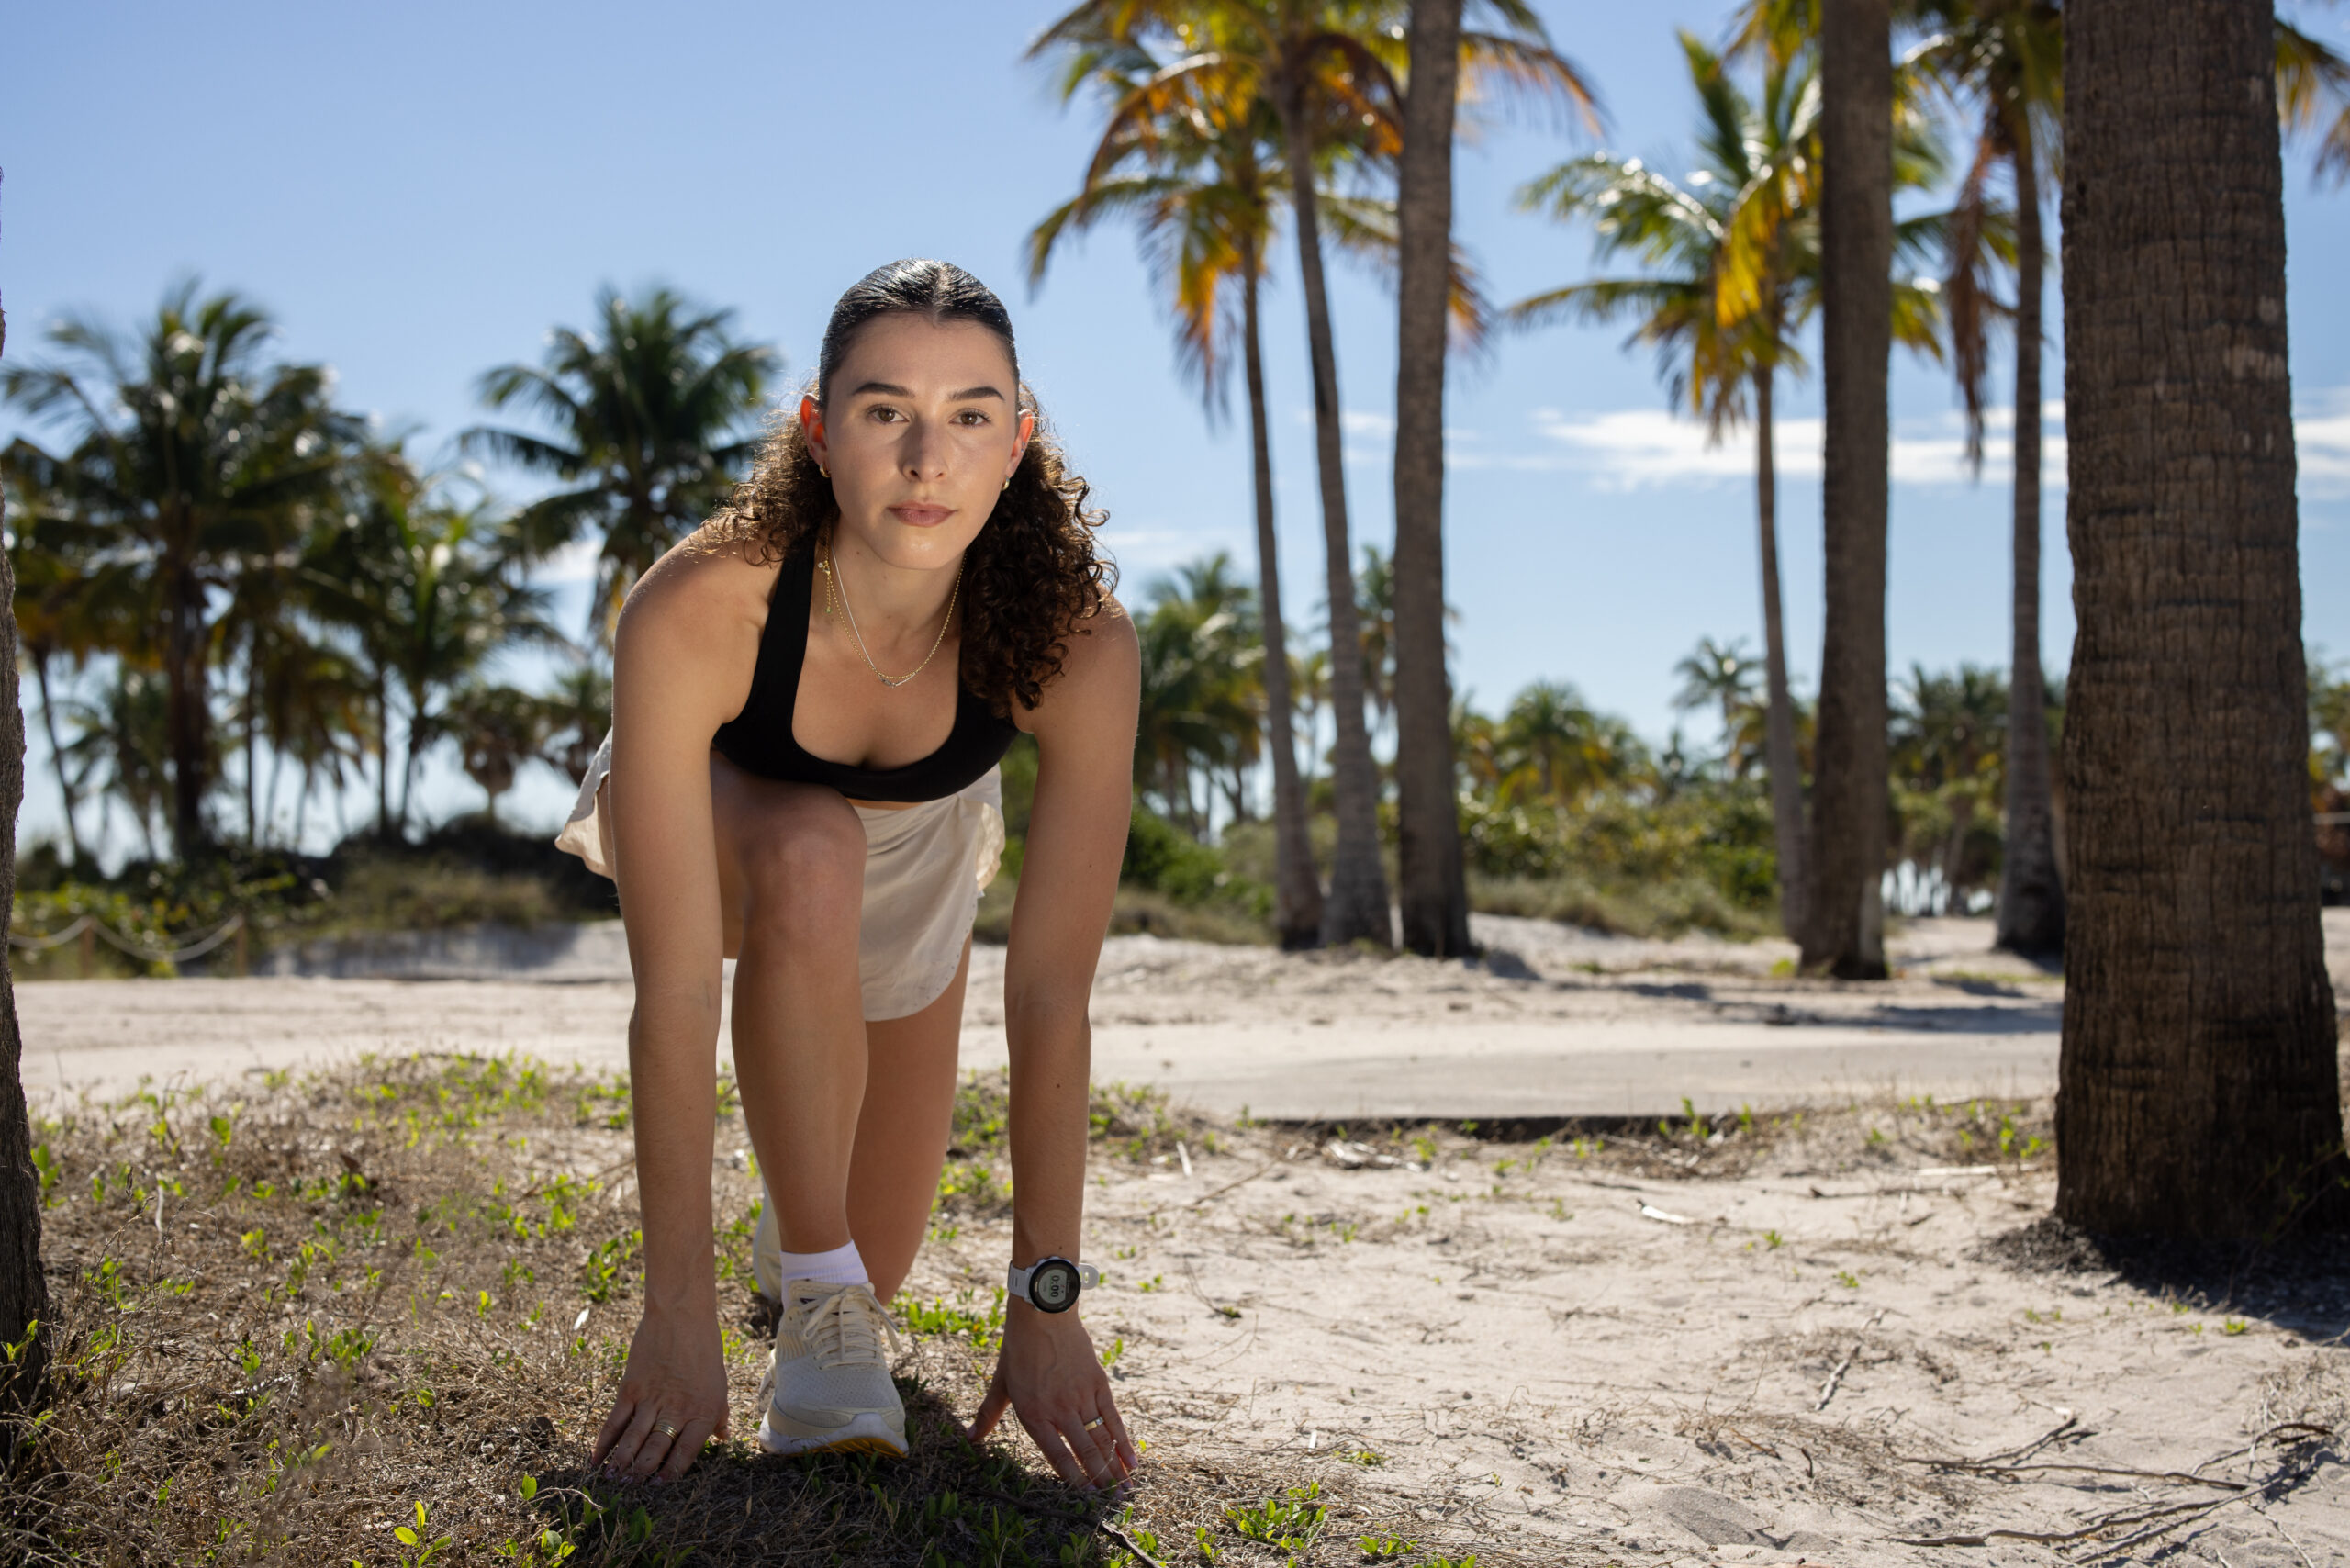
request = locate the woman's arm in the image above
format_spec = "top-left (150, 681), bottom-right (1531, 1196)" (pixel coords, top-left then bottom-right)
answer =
top-left (966, 602), bottom-right (1141, 1486)
top-left (589, 545), bottom-right (759, 1483)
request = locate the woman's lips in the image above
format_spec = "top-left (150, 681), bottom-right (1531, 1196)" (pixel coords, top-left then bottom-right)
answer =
top-left (889, 503), bottom-right (955, 528)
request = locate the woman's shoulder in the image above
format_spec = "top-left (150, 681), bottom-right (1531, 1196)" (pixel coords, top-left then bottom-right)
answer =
top-left (613, 527), bottom-right (779, 669)
top-left (1018, 587), bottom-right (1137, 735)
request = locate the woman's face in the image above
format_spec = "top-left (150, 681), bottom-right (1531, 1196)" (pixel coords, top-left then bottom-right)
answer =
top-left (804, 313), bottom-right (1033, 574)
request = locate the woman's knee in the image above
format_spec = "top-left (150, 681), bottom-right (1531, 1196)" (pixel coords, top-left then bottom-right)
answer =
top-left (734, 790), bottom-right (866, 946)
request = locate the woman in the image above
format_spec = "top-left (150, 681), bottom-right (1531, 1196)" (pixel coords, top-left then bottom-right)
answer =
top-left (553, 260), bottom-right (1141, 1490)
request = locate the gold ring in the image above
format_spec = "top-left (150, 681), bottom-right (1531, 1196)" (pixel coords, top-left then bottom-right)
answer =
top-left (1082, 1417), bottom-right (1105, 1431)
top-left (655, 1420), bottom-right (680, 1438)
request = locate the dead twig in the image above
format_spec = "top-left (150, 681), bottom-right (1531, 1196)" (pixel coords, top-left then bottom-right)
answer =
top-left (1814, 1347), bottom-right (1858, 1412)
top-left (1897, 1495), bottom-right (2236, 1549)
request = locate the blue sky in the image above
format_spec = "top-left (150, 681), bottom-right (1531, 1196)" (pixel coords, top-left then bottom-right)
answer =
top-left (6, 0), bottom-right (2348, 855)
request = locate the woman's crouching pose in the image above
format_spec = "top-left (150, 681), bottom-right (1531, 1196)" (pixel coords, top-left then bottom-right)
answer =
top-left (552, 260), bottom-right (1140, 1488)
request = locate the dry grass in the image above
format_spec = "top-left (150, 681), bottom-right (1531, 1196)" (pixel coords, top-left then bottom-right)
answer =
top-left (2, 1059), bottom-right (1365, 1567)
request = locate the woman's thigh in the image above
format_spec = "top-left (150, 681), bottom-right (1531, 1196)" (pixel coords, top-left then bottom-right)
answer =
top-left (845, 938), bottom-right (971, 1302)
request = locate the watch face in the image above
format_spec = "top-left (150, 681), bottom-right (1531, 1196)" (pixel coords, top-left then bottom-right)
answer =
top-left (1031, 1260), bottom-right (1079, 1312)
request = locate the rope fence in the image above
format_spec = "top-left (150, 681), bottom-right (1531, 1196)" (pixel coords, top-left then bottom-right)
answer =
top-left (7, 912), bottom-right (250, 974)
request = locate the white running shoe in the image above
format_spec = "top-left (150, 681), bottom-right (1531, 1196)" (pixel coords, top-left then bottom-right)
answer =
top-left (755, 1279), bottom-right (908, 1458)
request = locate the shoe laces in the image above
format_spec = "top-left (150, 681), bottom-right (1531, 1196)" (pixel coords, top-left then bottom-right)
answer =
top-left (791, 1282), bottom-right (904, 1370)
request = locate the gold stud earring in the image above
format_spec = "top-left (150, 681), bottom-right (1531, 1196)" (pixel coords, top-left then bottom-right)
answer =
top-left (819, 465), bottom-right (830, 479)
top-left (1002, 476), bottom-right (1011, 492)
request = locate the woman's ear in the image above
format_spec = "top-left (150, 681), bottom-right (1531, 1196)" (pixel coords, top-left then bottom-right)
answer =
top-left (1008, 409), bottom-right (1035, 480)
top-left (801, 395), bottom-right (829, 469)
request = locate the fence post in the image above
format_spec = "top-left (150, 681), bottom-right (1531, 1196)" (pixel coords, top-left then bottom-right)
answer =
top-left (77, 922), bottom-right (95, 980)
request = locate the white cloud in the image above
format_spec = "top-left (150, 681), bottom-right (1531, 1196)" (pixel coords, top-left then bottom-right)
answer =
top-left (2299, 391), bottom-right (2350, 498)
top-left (530, 539), bottom-right (602, 586)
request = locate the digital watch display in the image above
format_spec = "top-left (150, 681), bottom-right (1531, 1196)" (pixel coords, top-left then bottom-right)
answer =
top-left (1006, 1256), bottom-right (1100, 1314)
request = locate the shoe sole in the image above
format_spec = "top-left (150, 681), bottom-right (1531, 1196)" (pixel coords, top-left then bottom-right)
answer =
top-left (756, 1409), bottom-right (907, 1460)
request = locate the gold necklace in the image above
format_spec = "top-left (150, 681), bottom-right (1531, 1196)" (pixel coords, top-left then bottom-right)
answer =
top-left (817, 550), bottom-right (961, 689)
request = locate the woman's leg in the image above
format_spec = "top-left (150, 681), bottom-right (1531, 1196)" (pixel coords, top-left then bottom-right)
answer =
top-left (847, 938), bottom-right (972, 1303)
top-left (709, 755), bottom-right (869, 1257)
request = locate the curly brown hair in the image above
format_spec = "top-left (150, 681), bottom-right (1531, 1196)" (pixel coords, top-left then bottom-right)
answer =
top-left (704, 260), bottom-right (1116, 717)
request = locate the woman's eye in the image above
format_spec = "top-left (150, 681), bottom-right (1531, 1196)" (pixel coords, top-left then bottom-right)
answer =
top-left (867, 406), bottom-right (903, 423)
top-left (955, 409), bottom-right (990, 426)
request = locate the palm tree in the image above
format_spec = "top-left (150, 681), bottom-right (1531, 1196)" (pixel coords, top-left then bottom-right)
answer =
top-left (308, 450), bottom-right (564, 837)
top-left (1494, 680), bottom-right (1643, 805)
top-left (2057, 0), bottom-right (2342, 1236)
top-left (542, 657), bottom-right (615, 787)
top-left (1, 283), bottom-right (358, 856)
top-left (463, 286), bottom-right (778, 644)
top-left (452, 683), bottom-right (552, 824)
top-left (1510, 31), bottom-right (1945, 942)
top-left (1890, 662), bottom-right (2008, 913)
top-left (1916, 0), bottom-right (2064, 956)
top-left (2277, 13), bottom-right (2350, 185)
top-left (1134, 554), bottom-right (1266, 835)
top-left (61, 664), bottom-right (174, 862)
top-left (1805, 0), bottom-right (1897, 976)
top-left (1026, 25), bottom-right (1325, 945)
top-left (1673, 636), bottom-right (1763, 766)
top-left (1036, 0), bottom-right (1593, 950)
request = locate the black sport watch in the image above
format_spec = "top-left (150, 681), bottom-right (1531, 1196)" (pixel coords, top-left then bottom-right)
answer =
top-left (1006, 1256), bottom-right (1100, 1314)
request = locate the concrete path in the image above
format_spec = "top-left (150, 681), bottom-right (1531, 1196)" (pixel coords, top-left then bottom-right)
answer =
top-left (18, 911), bottom-right (2348, 1119)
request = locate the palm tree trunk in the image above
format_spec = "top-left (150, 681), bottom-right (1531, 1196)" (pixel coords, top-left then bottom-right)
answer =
top-left (243, 644), bottom-right (260, 846)
top-left (374, 669), bottom-right (393, 841)
top-left (1393, 0), bottom-right (1472, 959)
top-left (29, 649), bottom-right (88, 868)
top-left (1281, 65), bottom-right (1393, 949)
top-left (0, 425), bottom-right (52, 1428)
top-left (1755, 366), bottom-right (1808, 940)
top-left (163, 555), bottom-right (211, 857)
top-left (1994, 128), bottom-right (2065, 957)
top-left (1802, 0), bottom-right (1893, 978)
top-left (1245, 253), bottom-right (1326, 949)
top-left (2056, 0), bottom-right (2343, 1237)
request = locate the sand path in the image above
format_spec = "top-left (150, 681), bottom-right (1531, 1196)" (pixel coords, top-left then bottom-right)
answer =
top-left (21, 911), bottom-right (2350, 1119)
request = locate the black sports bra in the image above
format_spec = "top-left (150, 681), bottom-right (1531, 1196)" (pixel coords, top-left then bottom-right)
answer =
top-left (711, 546), bottom-right (1019, 802)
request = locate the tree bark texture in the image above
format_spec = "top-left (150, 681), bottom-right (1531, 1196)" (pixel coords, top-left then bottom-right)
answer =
top-left (1996, 127), bottom-right (2067, 958)
top-left (2057, 0), bottom-right (2343, 1237)
top-left (1755, 369), bottom-right (1809, 942)
top-left (1281, 68), bottom-right (1393, 949)
top-left (0, 299), bottom-right (51, 1422)
top-left (1803, 0), bottom-right (1893, 979)
top-left (165, 553), bottom-right (210, 856)
top-left (1393, 0), bottom-right (1472, 959)
top-left (1244, 255), bottom-right (1326, 949)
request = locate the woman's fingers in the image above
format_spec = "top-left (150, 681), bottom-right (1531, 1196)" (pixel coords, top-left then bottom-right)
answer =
top-left (590, 1393), bottom-right (637, 1467)
top-left (966, 1374), bottom-right (1013, 1446)
top-left (1016, 1407), bottom-right (1091, 1488)
top-left (1100, 1398), bottom-right (1140, 1474)
top-left (602, 1398), bottom-right (662, 1478)
top-left (655, 1415), bottom-right (716, 1483)
top-left (1066, 1417), bottom-right (1122, 1490)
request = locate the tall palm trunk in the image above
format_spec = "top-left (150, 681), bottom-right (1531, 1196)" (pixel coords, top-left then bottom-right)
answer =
top-left (1994, 127), bottom-right (2065, 957)
top-left (242, 643), bottom-right (261, 846)
top-left (29, 648), bottom-right (88, 867)
top-left (2056, 0), bottom-right (2342, 1237)
top-left (373, 667), bottom-right (394, 841)
top-left (1754, 366), bottom-right (1807, 939)
top-left (163, 551), bottom-right (211, 857)
top-left (1281, 66), bottom-right (1393, 949)
top-left (0, 325), bottom-right (52, 1425)
top-left (1243, 250), bottom-right (1326, 949)
top-left (1802, 0), bottom-right (1893, 978)
top-left (1393, 0), bottom-right (1472, 958)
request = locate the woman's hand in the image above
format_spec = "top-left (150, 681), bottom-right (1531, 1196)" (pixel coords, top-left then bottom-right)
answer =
top-left (592, 1305), bottom-right (731, 1482)
top-left (966, 1303), bottom-right (1137, 1489)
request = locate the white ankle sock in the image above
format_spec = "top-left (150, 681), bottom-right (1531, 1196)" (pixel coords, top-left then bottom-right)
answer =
top-left (776, 1240), bottom-right (867, 1289)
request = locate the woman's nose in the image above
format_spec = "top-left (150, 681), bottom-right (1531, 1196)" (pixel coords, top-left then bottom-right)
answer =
top-left (900, 419), bottom-right (949, 481)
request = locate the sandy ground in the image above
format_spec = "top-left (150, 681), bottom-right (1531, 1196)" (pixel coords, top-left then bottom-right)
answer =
top-left (928, 1105), bottom-right (2350, 1565)
top-left (24, 909), bottom-right (2350, 1118)
top-left (17, 910), bottom-right (2350, 1562)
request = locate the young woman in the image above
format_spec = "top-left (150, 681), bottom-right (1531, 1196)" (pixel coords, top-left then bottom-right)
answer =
top-left (553, 260), bottom-right (1141, 1490)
